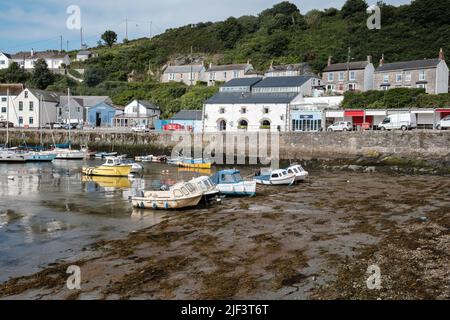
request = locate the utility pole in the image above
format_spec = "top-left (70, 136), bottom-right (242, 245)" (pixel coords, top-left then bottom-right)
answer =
top-left (190, 46), bottom-right (193, 86)
top-left (60, 35), bottom-right (63, 52)
top-left (346, 47), bottom-right (351, 90)
top-left (67, 40), bottom-right (69, 52)
top-left (125, 18), bottom-right (128, 40)
top-left (80, 27), bottom-right (83, 48)
top-left (149, 20), bottom-right (152, 39)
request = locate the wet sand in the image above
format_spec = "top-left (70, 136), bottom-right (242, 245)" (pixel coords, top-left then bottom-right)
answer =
top-left (0, 170), bottom-right (449, 300)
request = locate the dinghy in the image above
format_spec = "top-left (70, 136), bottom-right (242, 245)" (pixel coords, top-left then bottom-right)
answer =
top-left (211, 170), bottom-right (256, 196)
top-left (254, 168), bottom-right (295, 186)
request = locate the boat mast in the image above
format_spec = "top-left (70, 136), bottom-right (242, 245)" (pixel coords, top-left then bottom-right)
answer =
top-left (68, 88), bottom-right (71, 149)
top-left (6, 88), bottom-right (9, 148)
top-left (39, 94), bottom-right (43, 146)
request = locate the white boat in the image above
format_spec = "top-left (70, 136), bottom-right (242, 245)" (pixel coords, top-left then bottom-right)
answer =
top-left (254, 168), bottom-right (296, 186)
top-left (210, 170), bottom-right (256, 196)
top-left (286, 164), bottom-right (309, 183)
top-left (55, 148), bottom-right (86, 160)
top-left (190, 176), bottom-right (220, 201)
top-left (25, 151), bottom-right (57, 162)
top-left (0, 150), bottom-right (26, 163)
top-left (120, 158), bottom-right (144, 174)
top-left (131, 180), bottom-right (204, 210)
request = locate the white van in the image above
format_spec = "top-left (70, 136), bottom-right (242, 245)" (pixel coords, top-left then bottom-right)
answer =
top-left (378, 113), bottom-right (417, 131)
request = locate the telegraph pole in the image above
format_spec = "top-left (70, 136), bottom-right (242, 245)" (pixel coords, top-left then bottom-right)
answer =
top-left (80, 27), bottom-right (83, 48)
top-left (60, 35), bottom-right (63, 52)
top-left (125, 18), bottom-right (128, 39)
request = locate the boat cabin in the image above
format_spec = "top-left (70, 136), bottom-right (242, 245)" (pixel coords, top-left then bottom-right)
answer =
top-left (270, 169), bottom-right (290, 179)
top-left (211, 170), bottom-right (244, 184)
top-left (104, 157), bottom-right (123, 166)
top-left (287, 165), bottom-right (306, 175)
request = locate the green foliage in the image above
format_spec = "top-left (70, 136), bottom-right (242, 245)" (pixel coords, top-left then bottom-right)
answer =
top-left (341, 0), bottom-right (368, 19)
top-left (342, 88), bottom-right (449, 109)
top-left (0, 62), bottom-right (29, 83)
top-left (30, 59), bottom-right (55, 89)
top-left (101, 30), bottom-right (118, 47)
top-left (84, 65), bottom-right (107, 87)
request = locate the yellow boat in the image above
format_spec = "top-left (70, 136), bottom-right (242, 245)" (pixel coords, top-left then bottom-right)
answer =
top-left (178, 162), bottom-right (212, 169)
top-left (82, 176), bottom-right (131, 188)
top-left (82, 157), bottom-right (132, 177)
top-left (177, 167), bottom-right (212, 175)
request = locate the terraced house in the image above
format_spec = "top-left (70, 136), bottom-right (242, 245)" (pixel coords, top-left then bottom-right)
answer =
top-left (322, 56), bottom-right (375, 93)
top-left (373, 49), bottom-right (449, 94)
top-left (205, 62), bottom-right (255, 86)
top-left (161, 64), bottom-right (206, 86)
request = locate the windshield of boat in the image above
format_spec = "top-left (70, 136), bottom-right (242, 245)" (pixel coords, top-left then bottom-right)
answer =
top-left (185, 183), bottom-right (195, 193)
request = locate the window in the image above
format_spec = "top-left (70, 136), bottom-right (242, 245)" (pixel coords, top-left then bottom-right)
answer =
top-left (224, 72), bottom-right (227, 79)
top-left (77, 107), bottom-right (81, 113)
top-left (210, 72), bottom-right (216, 80)
top-left (327, 84), bottom-right (334, 91)
top-left (218, 120), bottom-right (227, 131)
top-left (219, 108), bottom-right (225, 114)
top-left (180, 73), bottom-right (183, 79)
top-left (417, 84), bottom-right (426, 90)
top-left (169, 73), bottom-right (175, 80)
top-left (419, 70), bottom-right (425, 81)
top-left (348, 83), bottom-right (356, 91)
top-left (0, 60), bottom-right (5, 65)
top-left (1, 107), bottom-right (6, 113)
top-left (19, 102), bottom-right (23, 111)
top-left (349, 71), bottom-right (355, 81)
top-left (29, 101), bottom-right (33, 111)
top-left (29, 117), bottom-right (34, 125)
top-left (339, 72), bottom-right (344, 81)
top-left (19, 117), bottom-right (23, 125)
top-left (263, 107), bottom-right (269, 114)
top-left (1, 97), bottom-right (6, 102)
top-left (327, 73), bottom-right (334, 82)
top-left (405, 72), bottom-right (411, 82)
top-left (233, 71), bottom-right (239, 78)
top-left (24, 91), bottom-right (28, 98)
top-left (383, 74), bottom-right (389, 83)
top-left (240, 107), bottom-right (247, 114)
top-left (396, 73), bottom-right (402, 82)
top-left (238, 119), bottom-right (248, 130)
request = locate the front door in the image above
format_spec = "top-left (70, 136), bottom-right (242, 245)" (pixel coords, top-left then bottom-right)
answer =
top-left (96, 112), bottom-right (102, 127)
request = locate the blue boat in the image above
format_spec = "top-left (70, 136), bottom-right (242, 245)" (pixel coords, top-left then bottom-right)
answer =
top-left (25, 152), bottom-right (57, 162)
top-left (210, 170), bottom-right (256, 196)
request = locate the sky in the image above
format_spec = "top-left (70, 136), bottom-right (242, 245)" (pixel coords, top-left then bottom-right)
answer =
top-left (0, 0), bottom-right (412, 53)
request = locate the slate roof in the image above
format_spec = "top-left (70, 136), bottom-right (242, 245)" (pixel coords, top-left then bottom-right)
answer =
top-left (171, 110), bottom-right (202, 121)
top-left (0, 84), bottom-right (25, 96)
top-left (220, 77), bottom-right (263, 88)
top-left (323, 61), bottom-right (369, 72)
top-left (268, 63), bottom-right (311, 73)
top-left (208, 64), bottom-right (249, 72)
top-left (205, 92), bottom-right (299, 104)
top-left (28, 89), bottom-right (63, 102)
top-left (376, 59), bottom-right (441, 72)
top-left (164, 65), bottom-right (204, 73)
top-left (11, 51), bottom-right (68, 60)
top-left (77, 50), bottom-right (92, 56)
top-left (1, 52), bottom-right (12, 59)
top-left (136, 100), bottom-right (160, 110)
top-left (71, 96), bottom-right (112, 108)
top-left (59, 96), bottom-right (84, 108)
top-left (252, 76), bottom-right (314, 88)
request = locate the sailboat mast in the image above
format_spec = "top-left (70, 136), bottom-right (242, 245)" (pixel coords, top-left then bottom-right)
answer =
top-left (68, 88), bottom-right (71, 149)
top-left (39, 95), bottom-right (43, 146)
top-left (6, 88), bottom-right (9, 148)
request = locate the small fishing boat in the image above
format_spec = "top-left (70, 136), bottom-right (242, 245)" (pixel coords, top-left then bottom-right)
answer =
top-left (120, 158), bottom-right (144, 174)
top-left (25, 151), bottom-right (57, 162)
top-left (82, 157), bottom-right (133, 177)
top-left (0, 150), bottom-right (26, 163)
top-left (177, 158), bottom-right (213, 169)
top-left (211, 170), bottom-right (256, 196)
top-left (190, 176), bottom-right (220, 202)
top-left (286, 164), bottom-right (309, 183)
top-left (254, 168), bottom-right (296, 186)
top-left (55, 148), bottom-right (86, 160)
top-left (131, 180), bottom-right (204, 210)
top-left (95, 152), bottom-right (118, 159)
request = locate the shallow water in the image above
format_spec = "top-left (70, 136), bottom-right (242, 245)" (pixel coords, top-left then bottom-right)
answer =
top-left (0, 159), bottom-right (449, 289)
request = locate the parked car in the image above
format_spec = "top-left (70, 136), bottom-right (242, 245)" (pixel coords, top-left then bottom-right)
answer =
top-left (327, 121), bottom-right (353, 132)
top-left (378, 113), bottom-right (417, 131)
top-left (436, 115), bottom-right (450, 130)
top-left (131, 125), bottom-right (150, 133)
top-left (0, 121), bottom-right (14, 128)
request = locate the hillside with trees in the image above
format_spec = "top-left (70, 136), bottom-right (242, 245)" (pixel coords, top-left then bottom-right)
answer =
top-left (1, 0), bottom-right (449, 117)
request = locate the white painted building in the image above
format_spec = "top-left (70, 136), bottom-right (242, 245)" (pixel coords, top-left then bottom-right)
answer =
top-left (0, 52), bottom-right (12, 69)
top-left (0, 84), bottom-right (24, 122)
top-left (11, 50), bottom-right (71, 70)
top-left (9, 89), bottom-right (61, 128)
top-left (114, 99), bottom-right (161, 128)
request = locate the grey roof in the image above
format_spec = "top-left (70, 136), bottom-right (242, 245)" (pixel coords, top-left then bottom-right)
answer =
top-left (59, 96), bottom-right (84, 108)
top-left (11, 51), bottom-right (68, 60)
top-left (171, 110), bottom-right (202, 121)
top-left (252, 76), bottom-right (314, 88)
top-left (1, 52), bottom-right (12, 59)
top-left (324, 61), bottom-right (369, 72)
top-left (205, 92), bottom-right (299, 104)
top-left (77, 50), bottom-right (92, 55)
top-left (220, 77), bottom-right (263, 88)
top-left (136, 100), bottom-right (160, 110)
top-left (164, 64), bottom-right (204, 74)
top-left (71, 96), bottom-right (112, 108)
top-left (28, 89), bottom-right (63, 103)
top-left (208, 64), bottom-right (249, 72)
top-left (376, 59), bottom-right (441, 72)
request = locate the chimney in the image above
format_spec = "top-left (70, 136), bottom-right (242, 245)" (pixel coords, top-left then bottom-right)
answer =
top-left (367, 55), bottom-right (372, 64)
top-left (327, 56), bottom-right (332, 66)
top-left (439, 48), bottom-right (445, 60)
top-left (247, 59), bottom-right (251, 65)
top-left (379, 54), bottom-right (385, 66)
top-left (209, 62), bottom-right (212, 69)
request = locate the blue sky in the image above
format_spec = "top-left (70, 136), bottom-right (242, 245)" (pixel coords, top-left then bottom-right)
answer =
top-left (0, 0), bottom-right (412, 53)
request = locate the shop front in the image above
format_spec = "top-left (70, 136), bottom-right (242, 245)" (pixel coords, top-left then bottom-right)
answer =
top-left (344, 110), bottom-right (373, 130)
top-left (291, 110), bottom-right (323, 132)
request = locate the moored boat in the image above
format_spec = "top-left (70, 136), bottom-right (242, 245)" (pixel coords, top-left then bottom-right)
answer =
top-left (131, 180), bottom-right (204, 210)
top-left (190, 176), bottom-right (220, 202)
top-left (254, 168), bottom-right (296, 186)
top-left (177, 158), bottom-right (213, 169)
top-left (55, 148), bottom-right (86, 160)
top-left (83, 157), bottom-right (133, 177)
top-left (25, 152), bottom-right (57, 162)
top-left (0, 150), bottom-right (26, 163)
top-left (211, 169), bottom-right (256, 196)
top-left (286, 164), bottom-right (309, 183)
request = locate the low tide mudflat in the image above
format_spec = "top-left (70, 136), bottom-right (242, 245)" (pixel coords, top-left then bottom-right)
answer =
top-left (0, 160), bottom-right (448, 300)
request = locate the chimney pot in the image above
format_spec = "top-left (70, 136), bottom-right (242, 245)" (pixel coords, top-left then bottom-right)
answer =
top-left (439, 48), bottom-right (445, 60)
top-left (367, 55), bottom-right (372, 64)
top-left (379, 54), bottom-right (385, 66)
top-left (327, 56), bottom-right (332, 67)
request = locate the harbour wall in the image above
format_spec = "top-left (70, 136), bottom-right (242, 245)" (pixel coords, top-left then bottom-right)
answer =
top-left (1, 129), bottom-right (449, 167)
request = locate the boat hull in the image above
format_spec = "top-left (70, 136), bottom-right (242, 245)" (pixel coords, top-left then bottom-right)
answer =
top-left (26, 154), bottom-right (57, 162)
top-left (83, 165), bottom-right (132, 177)
top-left (132, 194), bottom-right (203, 210)
top-left (55, 150), bottom-right (85, 160)
top-left (178, 162), bottom-right (212, 169)
top-left (254, 174), bottom-right (295, 185)
top-left (0, 152), bottom-right (26, 163)
top-left (217, 181), bottom-right (256, 196)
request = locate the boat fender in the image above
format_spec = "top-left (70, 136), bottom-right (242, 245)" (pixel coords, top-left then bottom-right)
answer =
top-left (140, 202), bottom-right (145, 209)
top-left (152, 202), bottom-right (157, 209)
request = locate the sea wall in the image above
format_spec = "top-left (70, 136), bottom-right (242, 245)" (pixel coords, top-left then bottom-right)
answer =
top-left (1, 129), bottom-right (449, 166)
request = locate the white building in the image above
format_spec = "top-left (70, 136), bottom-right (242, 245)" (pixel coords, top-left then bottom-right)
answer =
top-left (114, 99), bottom-right (161, 128)
top-left (0, 84), bottom-right (24, 122)
top-left (0, 52), bottom-right (12, 69)
top-left (10, 89), bottom-right (61, 128)
top-left (11, 50), bottom-right (71, 71)
top-left (76, 50), bottom-right (97, 62)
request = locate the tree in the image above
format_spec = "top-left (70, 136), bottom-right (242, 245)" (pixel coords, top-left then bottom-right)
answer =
top-left (0, 62), bottom-right (29, 83)
top-left (84, 65), bottom-right (107, 87)
top-left (101, 30), bottom-right (118, 47)
top-left (341, 0), bottom-right (368, 19)
top-left (30, 59), bottom-right (55, 89)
